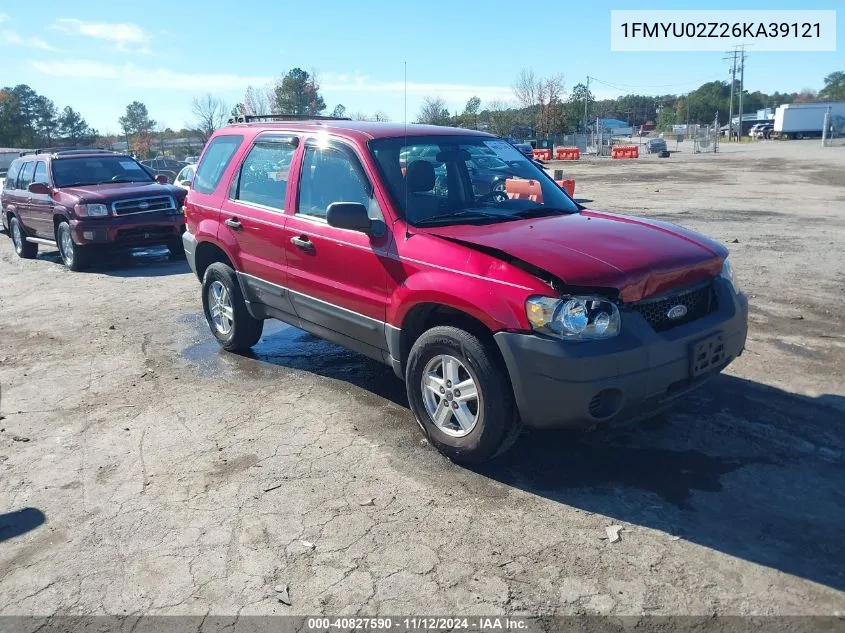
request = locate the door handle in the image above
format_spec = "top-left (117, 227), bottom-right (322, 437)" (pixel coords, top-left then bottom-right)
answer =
top-left (290, 236), bottom-right (314, 251)
top-left (224, 217), bottom-right (242, 231)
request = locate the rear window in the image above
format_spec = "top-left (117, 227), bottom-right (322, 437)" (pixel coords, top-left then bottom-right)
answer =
top-left (4, 160), bottom-right (21, 190)
top-left (193, 135), bottom-right (243, 194)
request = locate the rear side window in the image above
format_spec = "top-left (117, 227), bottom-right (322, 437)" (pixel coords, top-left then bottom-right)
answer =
top-left (193, 135), bottom-right (243, 194)
top-left (4, 160), bottom-right (21, 190)
top-left (33, 161), bottom-right (48, 185)
top-left (231, 141), bottom-right (296, 211)
top-left (18, 161), bottom-right (35, 190)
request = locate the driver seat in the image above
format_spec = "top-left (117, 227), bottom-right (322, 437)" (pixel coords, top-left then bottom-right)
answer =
top-left (404, 160), bottom-right (440, 221)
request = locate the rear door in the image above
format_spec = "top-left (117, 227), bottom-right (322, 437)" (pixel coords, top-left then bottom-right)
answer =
top-left (219, 133), bottom-right (298, 318)
top-left (282, 137), bottom-right (393, 358)
top-left (29, 160), bottom-right (54, 238)
top-left (15, 160), bottom-right (36, 232)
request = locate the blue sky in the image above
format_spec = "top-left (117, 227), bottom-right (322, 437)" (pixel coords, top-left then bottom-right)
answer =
top-left (1, 0), bottom-right (841, 132)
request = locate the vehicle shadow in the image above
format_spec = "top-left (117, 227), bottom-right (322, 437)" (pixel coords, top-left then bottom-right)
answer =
top-left (185, 323), bottom-right (845, 592)
top-left (37, 247), bottom-right (190, 277)
top-left (0, 508), bottom-right (46, 543)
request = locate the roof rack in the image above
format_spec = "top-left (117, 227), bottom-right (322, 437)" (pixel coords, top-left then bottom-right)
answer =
top-left (19, 147), bottom-right (113, 157)
top-left (227, 114), bottom-right (352, 124)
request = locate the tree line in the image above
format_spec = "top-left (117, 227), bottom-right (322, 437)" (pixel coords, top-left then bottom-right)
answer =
top-left (3, 68), bottom-right (843, 151)
top-left (416, 69), bottom-right (845, 137)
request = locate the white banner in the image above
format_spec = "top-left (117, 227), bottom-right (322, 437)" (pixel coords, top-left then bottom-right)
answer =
top-left (610, 10), bottom-right (836, 52)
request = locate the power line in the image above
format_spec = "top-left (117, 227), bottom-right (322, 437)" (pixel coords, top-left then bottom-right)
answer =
top-left (587, 75), bottom-right (721, 94)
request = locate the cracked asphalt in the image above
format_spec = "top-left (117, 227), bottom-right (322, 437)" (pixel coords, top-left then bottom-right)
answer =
top-left (1, 140), bottom-right (843, 616)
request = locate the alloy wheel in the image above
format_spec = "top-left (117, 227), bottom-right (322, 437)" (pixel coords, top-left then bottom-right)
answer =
top-left (208, 280), bottom-right (234, 336)
top-left (421, 354), bottom-right (481, 437)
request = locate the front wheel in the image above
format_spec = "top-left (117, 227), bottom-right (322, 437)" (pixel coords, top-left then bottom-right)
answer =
top-left (10, 217), bottom-right (38, 259)
top-left (406, 326), bottom-right (520, 464)
top-left (56, 221), bottom-right (89, 271)
top-left (201, 262), bottom-right (263, 352)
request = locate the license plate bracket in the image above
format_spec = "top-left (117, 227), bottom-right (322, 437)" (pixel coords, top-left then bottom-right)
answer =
top-left (690, 332), bottom-right (725, 378)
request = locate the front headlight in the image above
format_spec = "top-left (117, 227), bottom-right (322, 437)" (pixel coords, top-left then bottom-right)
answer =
top-left (526, 295), bottom-right (621, 340)
top-left (720, 258), bottom-right (739, 293)
top-left (75, 203), bottom-right (110, 218)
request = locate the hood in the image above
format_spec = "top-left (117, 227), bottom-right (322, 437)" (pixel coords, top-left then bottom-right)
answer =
top-left (419, 210), bottom-right (727, 302)
top-left (60, 181), bottom-right (181, 202)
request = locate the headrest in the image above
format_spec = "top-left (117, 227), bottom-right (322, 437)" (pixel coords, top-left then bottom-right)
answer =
top-left (405, 160), bottom-right (435, 193)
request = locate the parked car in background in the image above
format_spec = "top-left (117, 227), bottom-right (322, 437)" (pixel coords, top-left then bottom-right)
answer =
top-left (183, 155), bottom-right (199, 164)
top-left (754, 123), bottom-right (774, 139)
top-left (646, 137), bottom-right (667, 153)
top-left (139, 157), bottom-right (188, 184)
top-left (182, 119), bottom-right (747, 464)
top-left (2, 149), bottom-right (187, 270)
top-left (174, 164), bottom-right (196, 191)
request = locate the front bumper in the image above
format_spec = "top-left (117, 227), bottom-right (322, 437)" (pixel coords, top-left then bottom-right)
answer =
top-left (71, 214), bottom-right (184, 247)
top-left (494, 278), bottom-right (748, 429)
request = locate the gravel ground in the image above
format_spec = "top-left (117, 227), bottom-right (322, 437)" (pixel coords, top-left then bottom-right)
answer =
top-left (0, 139), bottom-right (843, 617)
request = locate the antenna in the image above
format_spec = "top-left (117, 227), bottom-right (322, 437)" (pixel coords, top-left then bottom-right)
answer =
top-left (404, 60), bottom-right (412, 241)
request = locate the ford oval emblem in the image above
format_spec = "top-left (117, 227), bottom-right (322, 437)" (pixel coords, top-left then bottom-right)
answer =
top-left (667, 304), bottom-right (688, 320)
top-left (138, 201), bottom-right (150, 210)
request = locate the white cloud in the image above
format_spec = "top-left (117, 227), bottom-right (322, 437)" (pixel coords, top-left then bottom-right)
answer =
top-left (0, 13), bottom-right (9, 24)
top-left (31, 59), bottom-right (273, 91)
top-left (321, 71), bottom-right (513, 104)
top-left (51, 18), bottom-right (151, 53)
top-left (0, 29), bottom-right (60, 51)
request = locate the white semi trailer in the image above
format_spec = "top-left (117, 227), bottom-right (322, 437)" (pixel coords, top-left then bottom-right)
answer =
top-left (773, 102), bottom-right (845, 139)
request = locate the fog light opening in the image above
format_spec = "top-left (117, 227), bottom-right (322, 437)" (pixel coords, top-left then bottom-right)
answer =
top-left (588, 388), bottom-right (623, 420)
top-left (82, 231), bottom-right (95, 240)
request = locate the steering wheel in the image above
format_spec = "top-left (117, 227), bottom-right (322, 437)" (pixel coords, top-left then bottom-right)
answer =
top-left (477, 187), bottom-right (508, 204)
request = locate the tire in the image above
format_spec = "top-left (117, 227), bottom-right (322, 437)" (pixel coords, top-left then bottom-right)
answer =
top-left (201, 262), bottom-right (263, 352)
top-left (9, 217), bottom-right (38, 259)
top-left (168, 238), bottom-right (186, 259)
top-left (56, 221), bottom-right (89, 271)
top-left (405, 325), bottom-right (519, 464)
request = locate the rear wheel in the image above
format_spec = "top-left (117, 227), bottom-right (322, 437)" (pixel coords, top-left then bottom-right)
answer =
top-left (10, 217), bottom-right (38, 259)
top-left (201, 262), bottom-right (263, 352)
top-left (56, 221), bottom-right (89, 271)
top-left (406, 326), bottom-right (520, 464)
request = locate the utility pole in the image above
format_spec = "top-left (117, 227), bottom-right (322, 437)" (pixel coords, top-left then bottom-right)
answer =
top-left (724, 47), bottom-right (738, 141)
top-left (737, 46), bottom-right (746, 141)
top-left (584, 76), bottom-right (591, 134)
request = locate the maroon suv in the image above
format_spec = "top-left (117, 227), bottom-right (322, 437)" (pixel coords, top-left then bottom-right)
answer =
top-left (2, 149), bottom-right (187, 270)
top-left (183, 119), bottom-right (748, 463)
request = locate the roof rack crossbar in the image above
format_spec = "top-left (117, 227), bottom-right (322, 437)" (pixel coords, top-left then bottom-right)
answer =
top-left (20, 147), bottom-right (111, 156)
top-left (227, 114), bottom-right (352, 124)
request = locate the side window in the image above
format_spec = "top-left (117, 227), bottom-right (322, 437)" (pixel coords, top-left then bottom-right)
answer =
top-left (33, 161), bottom-right (48, 185)
top-left (18, 161), bottom-right (35, 190)
top-left (297, 144), bottom-right (373, 220)
top-left (5, 160), bottom-right (21, 190)
top-left (193, 135), bottom-right (243, 194)
top-left (231, 141), bottom-right (296, 211)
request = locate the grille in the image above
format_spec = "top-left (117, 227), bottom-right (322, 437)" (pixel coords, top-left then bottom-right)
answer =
top-left (115, 226), bottom-right (175, 241)
top-left (112, 196), bottom-right (175, 216)
top-left (630, 282), bottom-right (716, 332)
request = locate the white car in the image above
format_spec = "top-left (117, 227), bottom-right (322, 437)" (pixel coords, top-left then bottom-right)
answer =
top-left (174, 164), bottom-right (196, 191)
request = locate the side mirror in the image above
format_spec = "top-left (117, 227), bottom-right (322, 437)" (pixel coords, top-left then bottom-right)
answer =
top-left (155, 174), bottom-right (169, 184)
top-left (326, 202), bottom-right (372, 234)
top-left (28, 182), bottom-right (50, 195)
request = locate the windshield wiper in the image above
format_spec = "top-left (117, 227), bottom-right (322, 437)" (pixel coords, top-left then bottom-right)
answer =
top-left (513, 207), bottom-right (575, 219)
top-left (414, 209), bottom-right (515, 227)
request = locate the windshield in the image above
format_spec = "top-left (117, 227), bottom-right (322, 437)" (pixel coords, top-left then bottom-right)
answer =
top-left (51, 156), bottom-right (154, 187)
top-left (370, 135), bottom-right (579, 227)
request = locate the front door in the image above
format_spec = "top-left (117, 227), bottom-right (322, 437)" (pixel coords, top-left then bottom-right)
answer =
top-left (219, 134), bottom-right (298, 318)
top-left (283, 138), bottom-right (393, 359)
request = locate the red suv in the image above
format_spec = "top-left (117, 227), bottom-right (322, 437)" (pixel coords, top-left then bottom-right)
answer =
top-left (2, 149), bottom-right (187, 270)
top-left (183, 118), bottom-right (748, 463)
